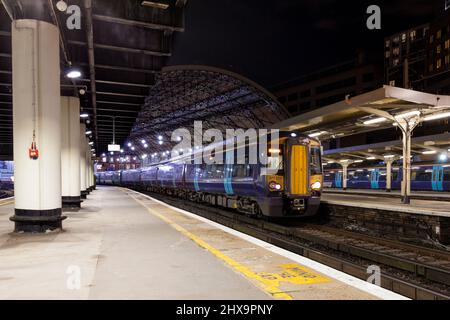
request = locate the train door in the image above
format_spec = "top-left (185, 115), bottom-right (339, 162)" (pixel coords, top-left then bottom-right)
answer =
top-left (289, 145), bottom-right (308, 195)
top-left (432, 166), bottom-right (444, 191)
top-left (370, 169), bottom-right (380, 189)
top-left (335, 172), bottom-right (342, 188)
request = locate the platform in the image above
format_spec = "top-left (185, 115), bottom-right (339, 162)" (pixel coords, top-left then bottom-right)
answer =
top-left (324, 188), bottom-right (450, 202)
top-left (0, 187), bottom-right (405, 300)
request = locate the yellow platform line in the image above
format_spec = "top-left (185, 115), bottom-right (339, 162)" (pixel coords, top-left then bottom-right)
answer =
top-left (126, 190), bottom-right (294, 300)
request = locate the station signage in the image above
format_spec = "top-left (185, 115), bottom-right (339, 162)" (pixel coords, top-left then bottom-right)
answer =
top-left (108, 144), bottom-right (121, 152)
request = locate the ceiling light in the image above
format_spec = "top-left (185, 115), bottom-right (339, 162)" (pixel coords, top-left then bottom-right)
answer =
top-left (366, 157), bottom-right (376, 160)
top-left (363, 117), bottom-right (387, 125)
top-left (66, 68), bottom-right (82, 79)
top-left (309, 131), bottom-right (327, 138)
top-left (80, 113), bottom-right (89, 118)
top-left (85, 130), bottom-right (92, 135)
top-left (158, 141), bottom-right (163, 145)
top-left (384, 155), bottom-right (395, 159)
top-left (56, 1), bottom-right (68, 12)
top-left (127, 143), bottom-right (132, 147)
top-left (439, 154), bottom-right (448, 161)
top-left (423, 112), bottom-right (450, 122)
top-left (291, 133), bottom-right (297, 137)
top-left (353, 160), bottom-right (363, 163)
top-left (141, 1), bottom-right (169, 10)
top-left (422, 150), bottom-right (437, 155)
top-left (141, 139), bottom-right (146, 144)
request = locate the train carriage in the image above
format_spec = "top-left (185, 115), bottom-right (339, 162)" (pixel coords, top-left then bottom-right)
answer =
top-left (97, 130), bottom-right (324, 218)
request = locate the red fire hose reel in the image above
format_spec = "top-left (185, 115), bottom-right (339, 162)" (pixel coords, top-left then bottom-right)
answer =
top-left (29, 132), bottom-right (39, 160)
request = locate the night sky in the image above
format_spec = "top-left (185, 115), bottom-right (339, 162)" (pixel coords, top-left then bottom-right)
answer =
top-left (168, 0), bottom-right (445, 88)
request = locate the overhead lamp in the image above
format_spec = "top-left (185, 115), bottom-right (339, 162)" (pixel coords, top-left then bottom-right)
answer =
top-left (158, 141), bottom-right (163, 145)
top-left (80, 113), bottom-right (89, 118)
top-left (353, 160), bottom-right (363, 163)
top-left (120, 149), bottom-right (124, 154)
top-left (439, 154), bottom-right (448, 161)
top-left (384, 155), bottom-right (395, 159)
top-left (141, 1), bottom-right (169, 10)
top-left (340, 159), bottom-right (349, 163)
top-left (144, 144), bottom-right (148, 148)
top-left (141, 139), bottom-right (146, 144)
top-left (66, 67), bottom-right (82, 79)
top-left (158, 135), bottom-right (163, 141)
top-left (394, 110), bottom-right (421, 119)
top-left (56, 1), bottom-right (68, 12)
top-left (308, 131), bottom-right (327, 138)
top-left (290, 133), bottom-right (297, 137)
top-left (363, 117), bottom-right (387, 125)
top-left (85, 130), bottom-right (92, 135)
top-left (366, 157), bottom-right (376, 160)
top-left (422, 150), bottom-right (437, 155)
top-left (89, 141), bottom-right (94, 146)
top-left (131, 147), bottom-right (135, 151)
top-left (423, 112), bottom-right (450, 122)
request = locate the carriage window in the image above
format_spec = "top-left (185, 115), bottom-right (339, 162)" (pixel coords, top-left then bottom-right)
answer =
top-left (310, 146), bottom-right (322, 175)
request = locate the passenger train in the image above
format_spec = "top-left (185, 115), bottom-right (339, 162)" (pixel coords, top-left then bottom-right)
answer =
top-left (97, 131), bottom-right (324, 217)
top-left (324, 164), bottom-right (450, 191)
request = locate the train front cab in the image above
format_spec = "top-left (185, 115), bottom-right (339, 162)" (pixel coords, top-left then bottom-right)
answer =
top-left (259, 135), bottom-right (322, 217)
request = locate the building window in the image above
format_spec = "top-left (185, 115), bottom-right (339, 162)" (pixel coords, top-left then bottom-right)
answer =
top-left (401, 33), bottom-right (407, 42)
top-left (430, 35), bottom-right (434, 43)
top-left (437, 59), bottom-right (442, 69)
top-left (410, 30), bottom-right (416, 41)
top-left (385, 51), bottom-right (390, 58)
top-left (445, 55), bottom-right (450, 65)
top-left (385, 40), bottom-right (390, 47)
top-left (437, 29), bottom-right (442, 39)
top-left (287, 93), bottom-right (298, 102)
top-left (445, 39), bottom-right (450, 50)
top-left (437, 45), bottom-right (441, 54)
top-left (393, 47), bottom-right (400, 55)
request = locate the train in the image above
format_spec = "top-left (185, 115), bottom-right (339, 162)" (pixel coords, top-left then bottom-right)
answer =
top-left (0, 161), bottom-right (14, 198)
top-left (97, 131), bottom-right (324, 218)
top-left (324, 164), bottom-right (450, 191)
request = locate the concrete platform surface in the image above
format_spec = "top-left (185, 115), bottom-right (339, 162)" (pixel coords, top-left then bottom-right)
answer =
top-left (322, 192), bottom-right (450, 217)
top-left (0, 188), bottom-right (405, 300)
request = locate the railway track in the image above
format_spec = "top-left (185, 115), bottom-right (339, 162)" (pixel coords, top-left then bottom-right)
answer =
top-left (138, 190), bottom-right (450, 300)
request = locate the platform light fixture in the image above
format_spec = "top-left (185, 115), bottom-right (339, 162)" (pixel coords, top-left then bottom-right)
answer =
top-left (353, 160), bottom-right (363, 163)
top-left (363, 117), bottom-right (387, 125)
top-left (290, 133), bottom-right (297, 137)
top-left (80, 113), bottom-right (89, 118)
top-left (308, 131), bottom-right (327, 138)
top-left (423, 112), bottom-right (450, 122)
top-left (141, 1), bottom-right (169, 10)
top-left (131, 147), bottom-right (135, 151)
top-left (439, 153), bottom-right (448, 161)
top-left (384, 154), bottom-right (395, 159)
top-left (366, 157), bottom-right (376, 160)
top-left (158, 140), bottom-right (163, 145)
top-left (85, 130), bottom-right (92, 135)
top-left (394, 110), bottom-right (421, 119)
top-left (89, 141), bottom-right (94, 146)
top-left (422, 150), bottom-right (437, 155)
top-left (141, 139), bottom-right (146, 144)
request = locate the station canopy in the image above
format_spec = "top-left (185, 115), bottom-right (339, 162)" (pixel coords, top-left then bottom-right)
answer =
top-left (273, 86), bottom-right (450, 164)
top-left (126, 65), bottom-right (291, 155)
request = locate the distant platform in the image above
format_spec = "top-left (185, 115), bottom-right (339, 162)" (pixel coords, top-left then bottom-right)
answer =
top-left (0, 187), bottom-right (404, 300)
top-left (324, 188), bottom-right (450, 202)
top-left (322, 191), bottom-right (450, 217)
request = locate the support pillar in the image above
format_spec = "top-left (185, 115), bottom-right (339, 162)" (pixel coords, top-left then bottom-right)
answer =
top-left (80, 124), bottom-right (87, 199)
top-left (401, 130), bottom-right (412, 204)
top-left (386, 160), bottom-right (393, 192)
top-left (61, 96), bottom-right (81, 208)
top-left (85, 142), bottom-right (92, 193)
top-left (10, 20), bottom-right (66, 232)
top-left (342, 164), bottom-right (348, 190)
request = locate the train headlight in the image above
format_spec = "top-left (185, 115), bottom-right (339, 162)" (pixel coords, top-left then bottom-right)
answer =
top-left (311, 181), bottom-right (322, 190)
top-left (269, 181), bottom-right (282, 191)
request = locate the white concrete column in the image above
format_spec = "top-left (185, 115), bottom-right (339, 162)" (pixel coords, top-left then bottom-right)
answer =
top-left (342, 164), bottom-right (348, 190)
top-left (85, 143), bottom-right (92, 192)
top-left (80, 123), bottom-right (87, 199)
top-left (401, 130), bottom-right (412, 204)
top-left (61, 96), bottom-right (81, 208)
top-left (386, 160), bottom-right (393, 192)
top-left (11, 20), bottom-right (65, 232)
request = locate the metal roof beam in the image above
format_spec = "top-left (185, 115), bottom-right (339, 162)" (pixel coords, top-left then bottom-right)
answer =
top-left (92, 14), bottom-right (184, 33)
top-left (68, 40), bottom-right (171, 57)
